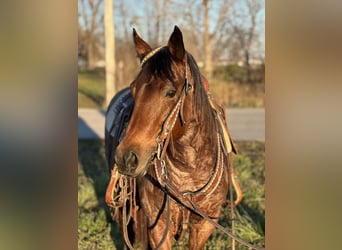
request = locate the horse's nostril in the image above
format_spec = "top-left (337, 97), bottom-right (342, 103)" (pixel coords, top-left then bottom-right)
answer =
top-left (124, 150), bottom-right (139, 171)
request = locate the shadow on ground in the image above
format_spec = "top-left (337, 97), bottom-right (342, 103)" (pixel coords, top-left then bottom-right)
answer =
top-left (78, 117), bottom-right (100, 139)
top-left (78, 118), bottom-right (123, 249)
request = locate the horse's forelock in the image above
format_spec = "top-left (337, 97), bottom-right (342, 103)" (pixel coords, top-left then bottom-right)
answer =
top-left (145, 47), bottom-right (174, 82)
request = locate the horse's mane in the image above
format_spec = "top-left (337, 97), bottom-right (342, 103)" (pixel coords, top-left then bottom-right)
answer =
top-left (186, 53), bottom-right (216, 141)
top-left (145, 47), bottom-right (217, 145)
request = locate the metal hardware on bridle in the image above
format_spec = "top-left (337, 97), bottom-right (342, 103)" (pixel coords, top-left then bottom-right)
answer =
top-left (156, 141), bottom-right (162, 160)
top-left (161, 160), bottom-right (167, 176)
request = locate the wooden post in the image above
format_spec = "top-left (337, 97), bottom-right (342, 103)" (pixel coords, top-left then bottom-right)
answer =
top-left (104, 0), bottom-right (116, 108)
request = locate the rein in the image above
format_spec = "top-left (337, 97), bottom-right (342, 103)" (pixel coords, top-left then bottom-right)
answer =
top-left (153, 109), bottom-right (264, 250)
top-left (162, 177), bottom-right (264, 250)
top-left (153, 117), bottom-right (264, 250)
top-left (151, 69), bottom-right (263, 249)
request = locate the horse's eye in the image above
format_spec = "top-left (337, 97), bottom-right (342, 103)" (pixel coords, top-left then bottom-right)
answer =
top-left (165, 89), bottom-right (176, 98)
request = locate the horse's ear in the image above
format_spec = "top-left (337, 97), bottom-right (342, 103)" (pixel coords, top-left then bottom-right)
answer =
top-left (168, 26), bottom-right (185, 61)
top-left (133, 28), bottom-right (152, 61)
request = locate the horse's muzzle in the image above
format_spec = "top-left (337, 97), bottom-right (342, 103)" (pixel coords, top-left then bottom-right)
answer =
top-left (115, 150), bottom-right (139, 176)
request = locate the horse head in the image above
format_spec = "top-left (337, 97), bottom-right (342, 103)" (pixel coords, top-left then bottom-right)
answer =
top-left (115, 26), bottom-right (213, 177)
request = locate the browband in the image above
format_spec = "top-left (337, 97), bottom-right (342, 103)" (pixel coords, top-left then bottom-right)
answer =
top-left (141, 46), bottom-right (163, 66)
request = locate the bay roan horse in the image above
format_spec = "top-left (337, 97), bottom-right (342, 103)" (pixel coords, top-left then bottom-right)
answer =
top-left (108, 26), bottom-right (242, 249)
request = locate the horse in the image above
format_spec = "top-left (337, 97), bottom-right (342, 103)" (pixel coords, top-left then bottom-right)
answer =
top-left (105, 26), bottom-right (242, 250)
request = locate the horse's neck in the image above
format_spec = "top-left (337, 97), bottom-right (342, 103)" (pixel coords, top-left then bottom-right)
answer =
top-left (166, 121), bottom-right (217, 182)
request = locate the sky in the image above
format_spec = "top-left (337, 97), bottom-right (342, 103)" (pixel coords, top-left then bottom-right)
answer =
top-left (119, 0), bottom-right (265, 58)
top-left (79, 0), bottom-right (265, 59)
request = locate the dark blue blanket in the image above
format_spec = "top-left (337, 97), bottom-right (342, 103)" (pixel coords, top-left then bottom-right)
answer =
top-left (105, 87), bottom-right (134, 169)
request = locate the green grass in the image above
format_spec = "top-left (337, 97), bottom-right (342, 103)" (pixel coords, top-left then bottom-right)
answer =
top-left (78, 70), bottom-right (105, 108)
top-left (78, 140), bottom-right (265, 249)
top-left (78, 140), bottom-right (123, 250)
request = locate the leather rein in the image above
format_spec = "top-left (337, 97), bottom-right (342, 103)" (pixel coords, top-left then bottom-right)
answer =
top-left (150, 57), bottom-right (263, 249)
top-left (152, 70), bottom-right (263, 250)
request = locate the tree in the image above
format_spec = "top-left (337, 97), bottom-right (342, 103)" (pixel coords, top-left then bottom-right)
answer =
top-left (142, 0), bottom-right (172, 47)
top-left (78, 0), bottom-right (104, 70)
top-left (181, 0), bottom-right (235, 78)
top-left (104, 0), bottom-right (116, 107)
top-left (230, 0), bottom-right (263, 83)
top-left (203, 0), bottom-right (213, 78)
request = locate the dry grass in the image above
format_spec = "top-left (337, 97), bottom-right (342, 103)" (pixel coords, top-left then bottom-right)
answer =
top-left (210, 80), bottom-right (265, 108)
top-left (78, 70), bottom-right (265, 109)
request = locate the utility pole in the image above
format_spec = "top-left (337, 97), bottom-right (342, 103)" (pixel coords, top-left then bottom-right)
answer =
top-left (104, 0), bottom-right (116, 107)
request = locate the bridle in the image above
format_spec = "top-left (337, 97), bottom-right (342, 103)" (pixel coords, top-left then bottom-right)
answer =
top-left (155, 68), bottom-right (190, 162)
top-left (106, 48), bottom-right (264, 250)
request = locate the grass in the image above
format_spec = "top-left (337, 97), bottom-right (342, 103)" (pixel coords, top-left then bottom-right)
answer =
top-left (78, 140), bottom-right (265, 249)
top-left (78, 70), bottom-right (106, 108)
top-left (78, 140), bottom-right (124, 250)
top-left (209, 80), bottom-right (265, 108)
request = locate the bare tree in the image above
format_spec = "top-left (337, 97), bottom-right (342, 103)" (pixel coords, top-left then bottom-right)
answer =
top-left (142, 0), bottom-right (172, 47)
top-left (104, 0), bottom-right (116, 107)
top-left (203, 0), bottom-right (213, 78)
top-left (179, 0), bottom-right (235, 78)
top-left (230, 0), bottom-right (263, 83)
top-left (78, 0), bottom-right (104, 70)
top-left (111, 0), bottom-right (175, 88)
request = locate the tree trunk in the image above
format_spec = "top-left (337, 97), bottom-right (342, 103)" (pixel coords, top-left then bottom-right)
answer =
top-left (203, 0), bottom-right (213, 79)
top-left (104, 0), bottom-right (116, 107)
top-left (86, 38), bottom-right (96, 70)
top-left (245, 49), bottom-right (251, 83)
